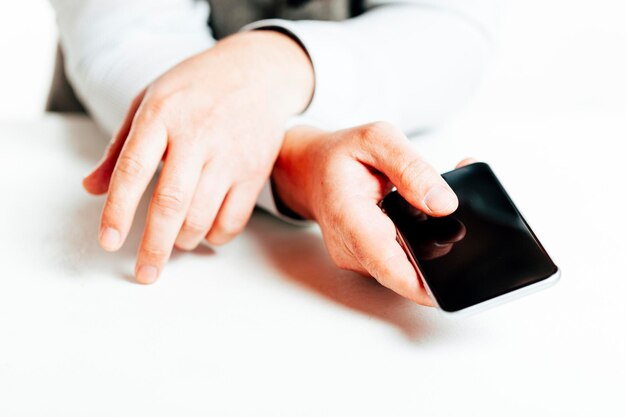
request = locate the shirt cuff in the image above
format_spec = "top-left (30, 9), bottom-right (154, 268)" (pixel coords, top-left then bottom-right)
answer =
top-left (256, 179), bottom-right (312, 226)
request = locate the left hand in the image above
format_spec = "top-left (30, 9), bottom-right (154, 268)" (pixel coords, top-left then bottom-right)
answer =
top-left (82, 30), bottom-right (314, 284)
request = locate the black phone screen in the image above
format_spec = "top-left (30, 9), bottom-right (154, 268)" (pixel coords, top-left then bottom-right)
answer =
top-left (380, 163), bottom-right (558, 312)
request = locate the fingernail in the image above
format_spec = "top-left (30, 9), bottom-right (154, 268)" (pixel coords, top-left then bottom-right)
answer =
top-left (136, 265), bottom-right (159, 284)
top-left (423, 185), bottom-right (458, 214)
top-left (100, 227), bottom-right (121, 251)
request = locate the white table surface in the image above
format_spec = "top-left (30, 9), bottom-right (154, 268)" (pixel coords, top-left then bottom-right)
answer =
top-left (1, 110), bottom-right (624, 416)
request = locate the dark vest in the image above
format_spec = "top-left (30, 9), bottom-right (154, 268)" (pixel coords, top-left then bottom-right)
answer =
top-left (47, 0), bottom-right (363, 113)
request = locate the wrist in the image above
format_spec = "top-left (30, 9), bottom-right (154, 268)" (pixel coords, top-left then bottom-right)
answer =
top-left (222, 30), bottom-right (314, 119)
top-left (271, 126), bottom-right (323, 221)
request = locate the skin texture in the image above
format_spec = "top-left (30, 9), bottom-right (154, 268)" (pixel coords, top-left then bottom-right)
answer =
top-left (271, 123), bottom-right (474, 306)
top-left (82, 31), bottom-right (315, 284)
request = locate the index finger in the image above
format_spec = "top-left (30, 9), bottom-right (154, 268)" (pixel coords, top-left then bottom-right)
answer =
top-left (83, 89), bottom-right (147, 195)
top-left (98, 111), bottom-right (168, 251)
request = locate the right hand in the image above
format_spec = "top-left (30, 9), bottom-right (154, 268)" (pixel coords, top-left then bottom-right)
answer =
top-left (272, 122), bottom-right (468, 306)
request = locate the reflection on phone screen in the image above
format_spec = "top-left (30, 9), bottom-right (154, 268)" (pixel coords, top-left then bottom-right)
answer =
top-left (382, 163), bottom-right (558, 312)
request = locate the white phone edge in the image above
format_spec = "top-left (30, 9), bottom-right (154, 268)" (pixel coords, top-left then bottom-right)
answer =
top-left (395, 229), bottom-right (561, 319)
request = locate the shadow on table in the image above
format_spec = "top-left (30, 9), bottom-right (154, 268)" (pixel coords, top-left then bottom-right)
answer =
top-left (55, 114), bottom-right (107, 163)
top-left (55, 121), bottom-right (446, 341)
top-left (59, 198), bottom-right (444, 341)
top-left (49, 120), bottom-right (214, 281)
top-left (57, 193), bottom-right (213, 283)
top-left (62, 198), bottom-right (440, 342)
top-left (246, 211), bottom-right (444, 342)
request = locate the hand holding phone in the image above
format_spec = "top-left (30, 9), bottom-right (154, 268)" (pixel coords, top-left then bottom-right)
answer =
top-left (381, 162), bottom-right (560, 316)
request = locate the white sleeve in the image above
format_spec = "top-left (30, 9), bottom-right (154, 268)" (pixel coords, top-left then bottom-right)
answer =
top-left (248, 1), bottom-right (499, 223)
top-left (48, 0), bottom-right (216, 134)
top-left (244, 0), bottom-right (500, 134)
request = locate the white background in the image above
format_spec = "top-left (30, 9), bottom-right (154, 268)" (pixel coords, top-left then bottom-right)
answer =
top-left (1, 1), bottom-right (626, 416)
top-left (0, 0), bottom-right (57, 120)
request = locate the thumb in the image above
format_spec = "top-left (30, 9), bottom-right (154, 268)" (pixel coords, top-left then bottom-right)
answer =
top-left (352, 122), bottom-right (458, 216)
top-left (83, 89), bottom-right (146, 195)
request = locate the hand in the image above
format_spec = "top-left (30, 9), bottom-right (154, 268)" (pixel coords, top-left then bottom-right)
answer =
top-left (82, 31), bottom-right (314, 284)
top-left (272, 122), bottom-right (473, 306)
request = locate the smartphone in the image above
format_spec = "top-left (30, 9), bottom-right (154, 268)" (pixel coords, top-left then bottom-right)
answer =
top-left (380, 162), bottom-right (560, 316)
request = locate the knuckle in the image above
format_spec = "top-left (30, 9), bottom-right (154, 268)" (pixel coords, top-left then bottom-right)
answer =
top-left (333, 256), bottom-right (364, 275)
top-left (153, 186), bottom-right (186, 215)
top-left (367, 251), bottom-right (401, 289)
top-left (398, 155), bottom-right (429, 186)
top-left (369, 120), bottom-right (396, 133)
top-left (181, 216), bottom-right (208, 235)
top-left (141, 245), bottom-right (169, 262)
top-left (364, 258), bottom-right (386, 286)
top-left (355, 121), bottom-right (396, 146)
top-left (141, 86), bottom-right (176, 120)
top-left (215, 216), bottom-right (247, 237)
top-left (116, 153), bottom-right (144, 180)
top-left (103, 197), bottom-right (125, 217)
top-left (138, 99), bottom-right (164, 123)
top-left (348, 239), bottom-right (383, 280)
top-left (175, 238), bottom-right (197, 251)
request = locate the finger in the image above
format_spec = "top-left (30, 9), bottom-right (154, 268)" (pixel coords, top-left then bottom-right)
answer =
top-left (83, 90), bottom-right (147, 195)
top-left (342, 198), bottom-right (433, 306)
top-left (135, 148), bottom-right (203, 284)
top-left (98, 113), bottom-right (168, 252)
top-left (205, 181), bottom-right (263, 246)
top-left (456, 157), bottom-right (478, 169)
top-left (353, 122), bottom-right (457, 217)
top-left (174, 163), bottom-right (230, 250)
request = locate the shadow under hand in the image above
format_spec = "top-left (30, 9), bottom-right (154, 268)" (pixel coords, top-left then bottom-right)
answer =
top-left (57, 114), bottom-right (109, 163)
top-left (50, 196), bottom-right (142, 282)
top-left (50, 178), bottom-right (213, 283)
top-left (38, 116), bottom-right (214, 282)
top-left (247, 211), bottom-right (441, 342)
